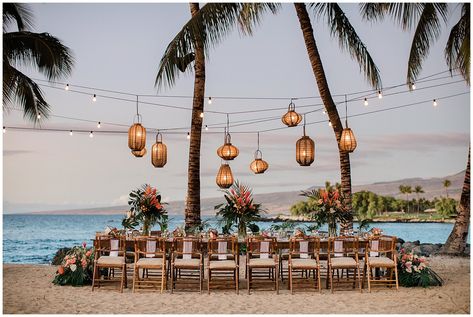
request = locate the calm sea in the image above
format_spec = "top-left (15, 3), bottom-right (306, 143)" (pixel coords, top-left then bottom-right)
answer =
top-left (2, 214), bottom-right (460, 264)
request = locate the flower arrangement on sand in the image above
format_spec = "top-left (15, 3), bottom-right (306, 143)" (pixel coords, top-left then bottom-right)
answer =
top-left (53, 242), bottom-right (94, 286)
top-left (122, 184), bottom-right (168, 235)
top-left (398, 248), bottom-right (443, 287)
top-left (215, 181), bottom-right (264, 237)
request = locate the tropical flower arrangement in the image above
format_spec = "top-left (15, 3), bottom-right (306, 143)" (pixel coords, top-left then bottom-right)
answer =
top-left (371, 227), bottom-right (383, 236)
top-left (53, 242), bottom-right (94, 286)
top-left (215, 181), bottom-right (264, 237)
top-left (122, 184), bottom-right (168, 235)
top-left (397, 248), bottom-right (443, 287)
top-left (301, 185), bottom-right (352, 237)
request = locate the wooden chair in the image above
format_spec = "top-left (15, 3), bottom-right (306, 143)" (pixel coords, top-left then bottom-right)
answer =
top-left (328, 236), bottom-right (362, 293)
top-left (132, 236), bottom-right (167, 293)
top-left (206, 236), bottom-right (239, 294)
top-left (365, 235), bottom-right (399, 292)
top-left (288, 237), bottom-right (321, 294)
top-left (246, 236), bottom-right (279, 294)
top-left (92, 235), bottom-right (127, 292)
top-left (170, 237), bottom-right (203, 293)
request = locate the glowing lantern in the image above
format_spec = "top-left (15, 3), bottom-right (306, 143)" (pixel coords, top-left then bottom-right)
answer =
top-left (132, 147), bottom-right (147, 157)
top-left (216, 163), bottom-right (234, 188)
top-left (151, 132), bottom-right (167, 168)
top-left (282, 100), bottom-right (302, 127)
top-left (217, 132), bottom-right (239, 160)
top-left (296, 124), bottom-right (315, 166)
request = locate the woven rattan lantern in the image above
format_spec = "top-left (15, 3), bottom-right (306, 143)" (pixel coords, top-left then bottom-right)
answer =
top-left (338, 95), bottom-right (357, 153)
top-left (296, 119), bottom-right (315, 166)
top-left (250, 133), bottom-right (269, 174)
top-left (282, 100), bottom-right (302, 127)
top-left (216, 162), bottom-right (234, 188)
top-left (128, 96), bottom-right (146, 151)
top-left (217, 131), bottom-right (239, 160)
top-left (151, 132), bottom-right (167, 168)
top-left (131, 147), bottom-right (147, 157)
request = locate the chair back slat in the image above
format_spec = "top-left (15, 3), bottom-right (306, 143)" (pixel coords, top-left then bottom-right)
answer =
top-left (289, 237), bottom-right (320, 259)
top-left (208, 236), bottom-right (237, 260)
top-left (134, 236), bottom-right (166, 258)
top-left (247, 236), bottom-right (277, 259)
top-left (95, 235), bottom-right (126, 257)
top-left (367, 235), bottom-right (397, 258)
top-left (328, 236), bottom-right (359, 258)
top-left (173, 237), bottom-right (202, 259)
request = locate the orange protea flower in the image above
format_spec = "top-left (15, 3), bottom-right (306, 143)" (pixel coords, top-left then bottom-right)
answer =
top-left (333, 190), bottom-right (339, 200)
top-left (144, 185), bottom-right (152, 196)
top-left (58, 266), bottom-right (65, 275)
top-left (155, 202), bottom-right (162, 210)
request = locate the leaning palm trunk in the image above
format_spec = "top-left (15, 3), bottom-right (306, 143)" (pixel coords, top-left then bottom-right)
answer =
top-left (441, 146), bottom-right (470, 255)
top-left (184, 2), bottom-right (205, 231)
top-left (294, 3), bottom-right (353, 231)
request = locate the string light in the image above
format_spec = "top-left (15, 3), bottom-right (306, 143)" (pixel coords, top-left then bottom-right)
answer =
top-left (200, 111), bottom-right (204, 118)
top-left (205, 125), bottom-right (209, 131)
top-left (92, 94), bottom-right (97, 102)
top-left (89, 131), bottom-right (94, 138)
top-left (364, 98), bottom-right (368, 106)
top-left (97, 122), bottom-right (101, 128)
top-left (37, 113), bottom-right (41, 120)
top-left (411, 82), bottom-right (416, 90)
top-left (328, 121), bottom-right (332, 127)
top-left (65, 84), bottom-right (69, 91)
top-left (378, 90), bottom-right (383, 99)
top-left (69, 130), bottom-right (73, 136)
top-left (3, 127), bottom-right (5, 134)
top-left (208, 97), bottom-right (212, 104)
top-left (322, 110), bottom-right (326, 115)
top-left (187, 132), bottom-right (190, 140)
top-left (433, 99), bottom-right (438, 107)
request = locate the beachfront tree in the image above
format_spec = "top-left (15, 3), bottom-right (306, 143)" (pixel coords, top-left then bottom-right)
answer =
top-left (443, 179), bottom-right (451, 198)
top-left (361, 2), bottom-right (470, 255)
top-left (3, 3), bottom-right (74, 123)
top-left (156, 3), bottom-right (382, 232)
top-left (399, 185), bottom-right (412, 212)
top-left (414, 185), bottom-right (424, 212)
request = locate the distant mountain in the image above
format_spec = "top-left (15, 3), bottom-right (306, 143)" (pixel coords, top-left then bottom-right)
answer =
top-left (30, 170), bottom-right (464, 216)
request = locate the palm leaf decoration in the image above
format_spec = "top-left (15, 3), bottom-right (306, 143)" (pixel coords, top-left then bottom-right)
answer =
top-left (445, 3), bottom-right (470, 84)
top-left (3, 3), bottom-right (74, 122)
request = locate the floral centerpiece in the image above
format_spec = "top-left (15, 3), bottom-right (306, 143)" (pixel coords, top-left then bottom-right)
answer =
top-left (398, 248), bottom-right (443, 287)
top-left (371, 227), bottom-right (383, 236)
top-left (122, 184), bottom-right (168, 236)
top-left (301, 185), bottom-right (352, 237)
top-left (215, 181), bottom-right (264, 238)
top-left (53, 242), bottom-right (94, 286)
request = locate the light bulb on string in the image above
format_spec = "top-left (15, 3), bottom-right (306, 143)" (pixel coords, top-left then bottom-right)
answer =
top-left (328, 121), bottom-right (332, 127)
top-left (364, 98), bottom-right (368, 106)
top-left (37, 113), bottom-right (41, 120)
top-left (3, 127), bottom-right (6, 134)
top-left (69, 130), bottom-right (73, 136)
top-left (433, 99), bottom-right (438, 107)
top-left (411, 82), bottom-right (416, 90)
top-left (208, 97), bottom-right (212, 105)
top-left (200, 111), bottom-right (204, 118)
top-left (205, 125), bottom-right (209, 131)
top-left (65, 84), bottom-right (69, 91)
top-left (378, 90), bottom-right (383, 99)
top-left (92, 94), bottom-right (97, 102)
top-left (97, 122), bottom-right (101, 128)
top-left (187, 132), bottom-right (190, 140)
top-left (322, 110), bottom-right (326, 115)
top-left (89, 131), bottom-right (94, 138)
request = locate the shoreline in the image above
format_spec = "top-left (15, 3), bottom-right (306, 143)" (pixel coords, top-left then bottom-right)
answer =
top-left (261, 215), bottom-right (456, 224)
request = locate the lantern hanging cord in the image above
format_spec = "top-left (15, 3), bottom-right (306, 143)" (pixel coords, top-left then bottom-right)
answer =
top-left (345, 94), bottom-right (348, 127)
top-left (136, 95), bottom-right (139, 116)
top-left (257, 132), bottom-right (260, 151)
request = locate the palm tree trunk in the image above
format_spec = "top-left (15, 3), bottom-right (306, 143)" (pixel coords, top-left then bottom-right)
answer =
top-left (441, 146), bottom-right (470, 255)
top-left (294, 3), bottom-right (353, 232)
top-left (184, 2), bottom-right (205, 231)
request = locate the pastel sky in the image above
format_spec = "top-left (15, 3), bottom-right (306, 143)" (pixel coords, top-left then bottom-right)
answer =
top-left (3, 3), bottom-right (470, 213)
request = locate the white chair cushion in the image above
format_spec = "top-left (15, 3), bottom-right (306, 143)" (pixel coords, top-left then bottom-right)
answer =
top-left (97, 256), bottom-right (125, 266)
top-left (330, 257), bottom-right (357, 268)
top-left (291, 258), bottom-right (318, 269)
top-left (368, 256), bottom-right (395, 267)
top-left (136, 257), bottom-right (164, 267)
top-left (248, 258), bottom-right (276, 267)
top-left (174, 258), bottom-right (201, 268)
top-left (209, 260), bottom-right (237, 270)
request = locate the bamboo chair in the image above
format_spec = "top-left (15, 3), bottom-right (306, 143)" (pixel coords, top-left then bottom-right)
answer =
top-left (92, 235), bottom-right (127, 292)
top-left (246, 236), bottom-right (279, 294)
top-left (288, 237), bottom-right (321, 294)
top-left (132, 236), bottom-right (167, 293)
top-left (365, 235), bottom-right (399, 292)
top-left (206, 236), bottom-right (239, 294)
top-left (170, 237), bottom-right (203, 293)
top-left (328, 236), bottom-right (362, 293)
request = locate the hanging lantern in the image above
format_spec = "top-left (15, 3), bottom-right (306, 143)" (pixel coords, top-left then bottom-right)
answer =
top-left (132, 147), bottom-right (147, 157)
top-left (128, 96), bottom-right (146, 151)
top-left (296, 117), bottom-right (315, 166)
top-left (217, 132), bottom-right (239, 160)
top-left (216, 162), bottom-right (234, 188)
top-left (250, 132), bottom-right (269, 174)
top-left (151, 132), bottom-right (167, 168)
top-left (282, 100), bottom-right (302, 127)
top-left (338, 95), bottom-right (357, 153)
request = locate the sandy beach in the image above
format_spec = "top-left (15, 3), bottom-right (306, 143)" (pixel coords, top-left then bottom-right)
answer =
top-left (3, 255), bottom-right (470, 314)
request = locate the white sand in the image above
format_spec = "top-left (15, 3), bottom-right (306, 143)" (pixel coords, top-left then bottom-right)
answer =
top-left (3, 256), bottom-right (470, 314)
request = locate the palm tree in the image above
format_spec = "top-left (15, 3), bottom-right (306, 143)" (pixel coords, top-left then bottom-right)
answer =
top-left (361, 3), bottom-right (470, 254)
top-left (3, 3), bottom-right (74, 122)
top-left (156, 3), bottom-right (381, 231)
top-left (443, 179), bottom-right (451, 198)
top-left (414, 185), bottom-right (424, 212)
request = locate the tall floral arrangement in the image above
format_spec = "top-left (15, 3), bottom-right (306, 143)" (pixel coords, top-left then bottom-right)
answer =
top-left (215, 181), bottom-right (264, 237)
top-left (53, 242), bottom-right (94, 286)
top-left (301, 184), bottom-right (352, 236)
top-left (398, 249), bottom-right (443, 287)
top-left (122, 184), bottom-right (168, 235)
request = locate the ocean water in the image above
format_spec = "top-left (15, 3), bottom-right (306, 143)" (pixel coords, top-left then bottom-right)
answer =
top-left (3, 214), bottom-right (460, 264)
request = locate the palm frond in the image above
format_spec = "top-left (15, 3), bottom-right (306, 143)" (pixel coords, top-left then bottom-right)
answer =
top-left (155, 3), bottom-right (280, 90)
top-left (361, 3), bottom-right (426, 30)
top-left (3, 3), bottom-right (34, 32)
top-left (311, 3), bottom-right (382, 89)
top-left (3, 62), bottom-right (50, 122)
top-left (406, 4), bottom-right (447, 84)
top-left (445, 3), bottom-right (470, 84)
top-left (4, 31), bottom-right (74, 80)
